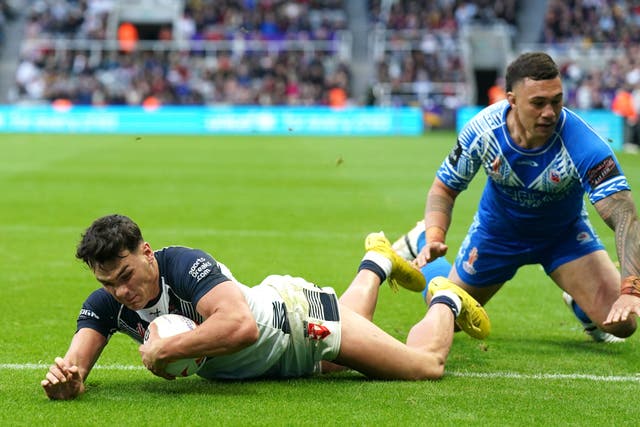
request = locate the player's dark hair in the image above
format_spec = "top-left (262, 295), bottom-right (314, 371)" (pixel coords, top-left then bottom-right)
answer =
top-left (505, 52), bottom-right (559, 92)
top-left (76, 214), bottom-right (144, 269)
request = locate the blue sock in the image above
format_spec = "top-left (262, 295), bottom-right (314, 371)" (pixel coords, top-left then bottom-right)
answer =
top-left (570, 299), bottom-right (593, 324)
top-left (420, 257), bottom-right (453, 300)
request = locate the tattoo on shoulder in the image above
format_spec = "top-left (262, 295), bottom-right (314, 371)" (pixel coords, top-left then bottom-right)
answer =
top-left (597, 191), bottom-right (634, 226)
top-left (598, 191), bottom-right (640, 277)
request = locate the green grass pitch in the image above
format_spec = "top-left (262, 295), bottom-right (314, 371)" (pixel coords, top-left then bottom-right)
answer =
top-left (1, 131), bottom-right (639, 426)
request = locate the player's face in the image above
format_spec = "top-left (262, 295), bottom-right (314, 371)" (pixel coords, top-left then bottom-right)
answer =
top-left (508, 76), bottom-right (563, 145)
top-left (93, 242), bottom-right (159, 310)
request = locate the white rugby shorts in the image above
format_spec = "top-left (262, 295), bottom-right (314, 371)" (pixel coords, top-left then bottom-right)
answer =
top-left (259, 274), bottom-right (341, 376)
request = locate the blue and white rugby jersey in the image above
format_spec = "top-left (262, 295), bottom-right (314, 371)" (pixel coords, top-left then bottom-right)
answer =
top-left (438, 100), bottom-right (630, 239)
top-left (76, 246), bottom-right (292, 379)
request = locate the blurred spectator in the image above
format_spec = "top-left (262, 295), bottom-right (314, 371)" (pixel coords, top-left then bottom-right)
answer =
top-left (14, 0), bottom-right (351, 107)
top-left (542, 0), bottom-right (640, 45)
top-left (117, 22), bottom-right (139, 53)
top-left (487, 77), bottom-right (506, 105)
top-left (611, 85), bottom-right (640, 152)
top-left (367, 0), bottom-right (518, 126)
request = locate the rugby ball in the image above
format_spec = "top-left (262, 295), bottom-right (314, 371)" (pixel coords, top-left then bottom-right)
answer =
top-left (144, 314), bottom-right (206, 377)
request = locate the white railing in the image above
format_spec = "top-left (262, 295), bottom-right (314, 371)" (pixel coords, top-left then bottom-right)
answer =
top-left (371, 81), bottom-right (470, 110)
top-left (516, 42), bottom-right (629, 69)
top-left (20, 32), bottom-right (353, 60)
top-left (368, 28), bottom-right (470, 106)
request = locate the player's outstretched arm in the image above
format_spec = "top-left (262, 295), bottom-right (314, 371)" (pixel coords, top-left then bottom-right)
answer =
top-left (595, 190), bottom-right (640, 277)
top-left (41, 328), bottom-right (107, 400)
top-left (415, 178), bottom-right (459, 267)
top-left (594, 190), bottom-right (640, 323)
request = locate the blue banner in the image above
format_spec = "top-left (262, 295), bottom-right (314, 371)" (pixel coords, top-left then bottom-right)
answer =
top-left (0, 105), bottom-right (423, 136)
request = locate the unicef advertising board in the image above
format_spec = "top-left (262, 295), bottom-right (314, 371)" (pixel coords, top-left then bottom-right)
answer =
top-left (0, 106), bottom-right (423, 136)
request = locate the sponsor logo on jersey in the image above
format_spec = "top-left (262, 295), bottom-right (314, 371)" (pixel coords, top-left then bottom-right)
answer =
top-left (462, 247), bottom-right (478, 275)
top-left (576, 231), bottom-right (593, 243)
top-left (448, 139), bottom-right (463, 167)
top-left (515, 159), bottom-right (539, 167)
top-left (79, 308), bottom-right (100, 320)
top-left (188, 257), bottom-right (212, 282)
top-left (587, 156), bottom-right (620, 188)
top-left (148, 308), bottom-right (162, 318)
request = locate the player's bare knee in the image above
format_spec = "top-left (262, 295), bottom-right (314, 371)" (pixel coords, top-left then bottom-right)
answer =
top-left (417, 364), bottom-right (445, 381)
top-left (410, 355), bottom-right (445, 381)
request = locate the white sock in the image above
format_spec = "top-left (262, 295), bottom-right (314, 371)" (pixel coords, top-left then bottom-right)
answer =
top-left (431, 289), bottom-right (462, 318)
top-left (362, 251), bottom-right (392, 277)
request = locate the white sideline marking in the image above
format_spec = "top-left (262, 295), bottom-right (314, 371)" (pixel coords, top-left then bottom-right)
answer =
top-left (6, 364), bottom-right (640, 382)
top-left (2, 363), bottom-right (144, 371)
top-left (447, 371), bottom-right (640, 382)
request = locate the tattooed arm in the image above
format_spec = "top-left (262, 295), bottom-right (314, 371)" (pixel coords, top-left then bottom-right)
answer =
top-left (594, 190), bottom-right (640, 324)
top-left (414, 177), bottom-right (460, 268)
top-left (595, 190), bottom-right (640, 279)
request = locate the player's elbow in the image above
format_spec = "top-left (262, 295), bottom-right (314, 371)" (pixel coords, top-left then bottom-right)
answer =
top-left (244, 323), bottom-right (260, 345)
top-left (233, 319), bottom-right (260, 348)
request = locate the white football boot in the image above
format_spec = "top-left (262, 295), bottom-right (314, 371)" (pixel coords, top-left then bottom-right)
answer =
top-left (562, 292), bottom-right (625, 343)
top-left (391, 220), bottom-right (424, 261)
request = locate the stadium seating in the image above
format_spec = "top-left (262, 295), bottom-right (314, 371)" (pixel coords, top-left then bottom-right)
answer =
top-left (8, 0), bottom-right (640, 136)
top-left (13, 0), bottom-right (351, 106)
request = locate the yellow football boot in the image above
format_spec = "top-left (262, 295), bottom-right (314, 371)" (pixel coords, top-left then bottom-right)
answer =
top-left (428, 276), bottom-right (491, 339)
top-left (365, 232), bottom-right (426, 292)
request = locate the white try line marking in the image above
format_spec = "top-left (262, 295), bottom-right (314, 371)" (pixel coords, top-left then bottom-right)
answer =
top-left (447, 370), bottom-right (640, 382)
top-left (2, 363), bottom-right (144, 371)
top-left (5, 363), bottom-right (640, 383)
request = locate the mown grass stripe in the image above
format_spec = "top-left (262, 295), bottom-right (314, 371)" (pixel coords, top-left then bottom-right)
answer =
top-left (7, 363), bottom-right (640, 382)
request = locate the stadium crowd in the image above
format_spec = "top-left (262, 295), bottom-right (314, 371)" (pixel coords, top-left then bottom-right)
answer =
top-left (14, 0), bottom-right (351, 107)
top-left (367, 0), bottom-right (518, 125)
top-left (541, 1), bottom-right (640, 149)
top-left (11, 0), bottom-right (640, 140)
top-left (369, 0), bottom-right (517, 31)
top-left (14, 0), bottom-right (519, 109)
top-left (542, 0), bottom-right (640, 45)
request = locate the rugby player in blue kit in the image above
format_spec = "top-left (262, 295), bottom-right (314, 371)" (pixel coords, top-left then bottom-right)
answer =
top-left (41, 214), bottom-right (490, 400)
top-left (393, 52), bottom-right (640, 342)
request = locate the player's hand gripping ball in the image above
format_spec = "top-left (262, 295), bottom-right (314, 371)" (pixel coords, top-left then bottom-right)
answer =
top-left (144, 314), bottom-right (206, 377)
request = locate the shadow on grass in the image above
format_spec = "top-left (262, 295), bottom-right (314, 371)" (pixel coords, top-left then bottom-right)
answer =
top-left (482, 334), bottom-right (630, 356)
top-left (77, 335), bottom-right (636, 402)
top-left (444, 331), bottom-right (636, 378)
top-left (83, 370), bottom-right (374, 399)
